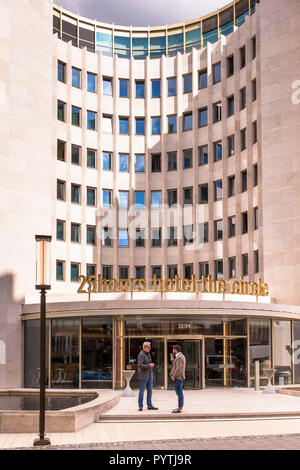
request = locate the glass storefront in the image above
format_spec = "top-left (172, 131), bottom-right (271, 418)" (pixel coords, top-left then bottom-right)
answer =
top-left (23, 314), bottom-right (299, 390)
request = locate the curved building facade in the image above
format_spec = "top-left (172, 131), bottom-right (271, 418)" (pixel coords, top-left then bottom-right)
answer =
top-left (1, 0), bottom-right (300, 391)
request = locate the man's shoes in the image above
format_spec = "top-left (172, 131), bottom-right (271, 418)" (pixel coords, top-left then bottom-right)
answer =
top-left (171, 408), bottom-right (182, 413)
top-left (138, 407), bottom-right (143, 411)
top-left (147, 406), bottom-right (159, 410)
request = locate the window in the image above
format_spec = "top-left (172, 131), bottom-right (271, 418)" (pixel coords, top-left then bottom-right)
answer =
top-left (252, 36), bottom-right (256, 60)
top-left (254, 250), bottom-right (259, 273)
top-left (213, 102), bottom-right (222, 123)
top-left (87, 225), bottom-right (96, 245)
top-left (56, 260), bottom-right (64, 281)
top-left (199, 222), bottom-right (209, 243)
top-left (242, 253), bottom-right (248, 276)
top-left (199, 184), bottom-right (208, 204)
top-left (168, 265), bottom-right (178, 277)
top-left (72, 106), bottom-right (81, 127)
top-left (168, 77), bottom-right (176, 96)
top-left (240, 87), bottom-right (246, 110)
top-left (119, 117), bottom-right (129, 135)
top-left (102, 266), bottom-right (112, 279)
top-left (242, 211), bottom-right (248, 234)
top-left (119, 191), bottom-right (129, 210)
top-left (87, 72), bottom-right (97, 93)
top-left (71, 145), bottom-right (80, 165)
top-left (119, 266), bottom-right (129, 279)
top-left (136, 266), bottom-right (145, 279)
top-left (183, 112), bottom-right (192, 131)
top-left (254, 207), bottom-right (259, 230)
top-left (214, 141), bottom-right (222, 161)
top-left (57, 180), bottom-right (65, 201)
top-left (228, 175), bottom-right (235, 197)
top-left (103, 152), bottom-right (112, 170)
top-left (71, 263), bottom-right (80, 282)
top-left (240, 128), bottom-right (247, 151)
top-left (214, 220), bottom-right (223, 241)
top-left (151, 153), bottom-right (161, 172)
top-left (119, 154), bottom-right (129, 172)
top-left (102, 227), bottom-right (112, 246)
top-left (183, 225), bottom-right (194, 245)
top-left (228, 216), bottom-right (236, 237)
top-left (228, 135), bottom-right (235, 157)
top-left (86, 264), bottom-right (96, 278)
top-left (56, 220), bottom-right (65, 241)
top-left (71, 223), bottom-right (80, 243)
top-left (136, 80), bottom-right (145, 98)
top-left (71, 184), bottom-right (80, 204)
top-left (199, 69), bottom-right (207, 89)
top-left (87, 187), bottom-right (96, 206)
top-left (152, 266), bottom-right (161, 279)
top-left (213, 63), bottom-right (221, 84)
top-left (199, 145), bottom-right (208, 166)
top-left (240, 46), bottom-right (246, 69)
top-left (119, 79), bottom-right (129, 97)
top-left (168, 115), bottom-right (177, 133)
top-left (253, 121), bottom-right (257, 144)
top-left (183, 187), bottom-right (193, 206)
top-left (136, 118), bottom-right (145, 135)
top-left (152, 79), bottom-right (161, 98)
top-left (87, 111), bottom-right (96, 130)
top-left (183, 74), bottom-right (192, 93)
top-left (57, 140), bottom-right (65, 161)
top-left (87, 149), bottom-right (96, 168)
top-left (183, 149), bottom-right (193, 169)
top-left (199, 262), bottom-right (209, 277)
top-left (152, 117), bottom-right (161, 135)
top-left (215, 260), bottom-right (223, 280)
top-left (103, 77), bottom-right (112, 95)
top-left (151, 191), bottom-right (161, 209)
top-left (184, 264), bottom-right (193, 280)
top-left (57, 100), bottom-right (65, 121)
top-left (227, 55), bottom-right (234, 77)
top-left (199, 107), bottom-right (208, 127)
top-left (229, 257), bottom-right (236, 279)
top-left (72, 67), bottom-right (81, 88)
top-left (168, 189), bottom-right (177, 207)
top-left (253, 164), bottom-right (258, 186)
top-left (168, 152), bottom-right (177, 171)
top-left (241, 170), bottom-right (247, 192)
top-left (214, 180), bottom-right (222, 200)
top-left (58, 61), bottom-right (66, 83)
top-left (102, 115), bottom-right (113, 133)
top-left (103, 189), bottom-right (112, 208)
top-left (119, 229), bottom-right (129, 247)
top-left (135, 191), bottom-right (145, 209)
top-left (227, 96), bottom-right (234, 117)
top-left (136, 228), bottom-right (145, 247)
top-left (252, 79), bottom-right (257, 101)
top-left (151, 228), bottom-right (161, 247)
top-left (135, 154), bottom-right (145, 172)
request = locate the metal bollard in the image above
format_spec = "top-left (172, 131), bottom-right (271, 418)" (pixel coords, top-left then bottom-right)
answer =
top-left (255, 360), bottom-right (260, 391)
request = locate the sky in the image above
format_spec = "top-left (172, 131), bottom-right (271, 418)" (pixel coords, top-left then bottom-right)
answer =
top-left (55, 0), bottom-right (230, 27)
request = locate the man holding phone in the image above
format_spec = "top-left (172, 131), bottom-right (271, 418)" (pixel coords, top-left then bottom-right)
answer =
top-left (170, 344), bottom-right (186, 413)
top-left (137, 341), bottom-right (159, 411)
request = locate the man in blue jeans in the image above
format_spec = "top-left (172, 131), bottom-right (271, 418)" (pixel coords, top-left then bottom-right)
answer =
top-left (170, 344), bottom-right (186, 413)
top-left (137, 342), bottom-right (159, 411)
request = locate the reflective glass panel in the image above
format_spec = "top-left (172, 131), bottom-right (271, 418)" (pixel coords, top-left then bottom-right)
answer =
top-left (51, 318), bottom-right (79, 388)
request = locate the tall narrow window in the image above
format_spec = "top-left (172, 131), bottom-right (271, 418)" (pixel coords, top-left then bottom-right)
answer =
top-left (227, 55), bottom-right (234, 77)
top-left (57, 100), bottom-right (65, 122)
top-left (72, 67), bottom-right (81, 88)
top-left (168, 77), bottom-right (177, 96)
top-left (213, 63), bottom-right (221, 84)
top-left (199, 145), bottom-right (208, 166)
top-left (103, 77), bottom-right (112, 95)
top-left (242, 253), bottom-right (248, 276)
top-left (240, 46), bottom-right (246, 69)
top-left (152, 79), bottom-right (161, 98)
top-left (199, 69), bottom-right (207, 89)
top-left (72, 106), bottom-right (81, 127)
top-left (214, 141), bottom-right (222, 161)
top-left (242, 211), bottom-right (248, 234)
top-left (58, 61), bottom-right (66, 83)
top-left (87, 72), bottom-right (97, 92)
top-left (228, 135), bottom-right (235, 157)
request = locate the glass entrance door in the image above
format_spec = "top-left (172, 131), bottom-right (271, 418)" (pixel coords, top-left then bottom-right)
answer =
top-left (167, 339), bottom-right (202, 389)
top-left (125, 337), bottom-right (164, 389)
top-left (205, 338), bottom-right (247, 387)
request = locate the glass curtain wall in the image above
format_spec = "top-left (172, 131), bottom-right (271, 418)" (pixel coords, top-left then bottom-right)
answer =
top-left (273, 320), bottom-right (292, 385)
top-left (249, 319), bottom-right (271, 386)
top-left (51, 318), bottom-right (80, 388)
top-left (24, 319), bottom-right (49, 388)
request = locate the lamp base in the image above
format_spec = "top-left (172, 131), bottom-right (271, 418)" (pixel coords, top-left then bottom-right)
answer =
top-left (33, 437), bottom-right (51, 446)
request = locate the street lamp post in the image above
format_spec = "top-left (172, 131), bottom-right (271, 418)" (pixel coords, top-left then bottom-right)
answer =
top-left (33, 235), bottom-right (52, 447)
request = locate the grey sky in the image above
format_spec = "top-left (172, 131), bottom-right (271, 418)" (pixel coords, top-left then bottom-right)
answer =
top-left (55, 0), bottom-right (230, 27)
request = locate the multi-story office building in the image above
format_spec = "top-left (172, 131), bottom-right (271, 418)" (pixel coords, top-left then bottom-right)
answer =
top-left (1, 0), bottom-right (300, 391)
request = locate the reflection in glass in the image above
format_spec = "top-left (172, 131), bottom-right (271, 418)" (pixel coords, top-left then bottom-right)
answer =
top-left (273, 320), bottom-right (292, 385)
top-left (51, 318), bottom-right (79, 388)
top-left (249, 319), bottom-right (271, 386)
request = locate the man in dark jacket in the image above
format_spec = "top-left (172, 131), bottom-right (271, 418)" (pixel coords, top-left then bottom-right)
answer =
top-left (137, 341), bottom-right (159, 411)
